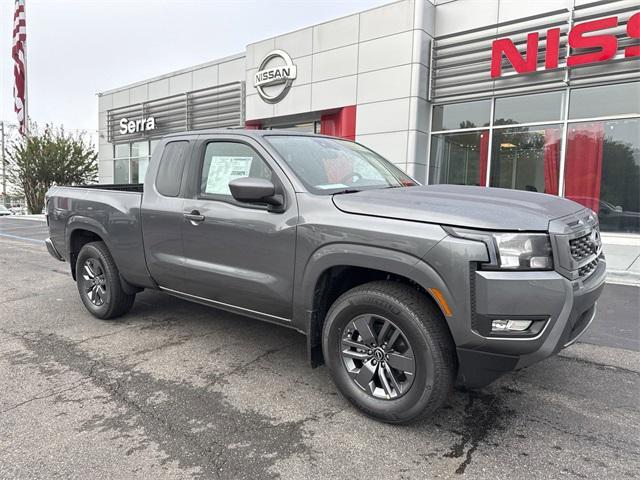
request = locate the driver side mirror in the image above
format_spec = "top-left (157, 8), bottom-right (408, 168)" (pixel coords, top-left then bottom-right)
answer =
top-left (228, 177), bottom-right (284, 208)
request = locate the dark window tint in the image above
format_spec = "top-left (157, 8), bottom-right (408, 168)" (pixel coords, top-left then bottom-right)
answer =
top-left (432, 100), bottom-right (491, 131)
top-left (569, 82), bottom-right (640, 119)
top-left (200, 142), bottom-right (272, 197)
top-left (494, 91), bottom-right (564, 125)
top-left (156, 141), bottom-right (189, 197)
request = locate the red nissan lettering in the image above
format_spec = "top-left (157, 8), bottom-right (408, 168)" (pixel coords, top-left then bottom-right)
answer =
top-left (490, 32), bottom-right (539, 78)
top-left (625, 12), bottom-right (640, 57)
top-left (567, 16), bottom-right (618, 67)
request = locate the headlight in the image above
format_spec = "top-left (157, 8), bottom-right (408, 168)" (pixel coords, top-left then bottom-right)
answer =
top-left (445, 227), bottom-right (553, 271)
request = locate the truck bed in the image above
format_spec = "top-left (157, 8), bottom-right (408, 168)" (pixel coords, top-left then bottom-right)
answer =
top-left (46, 184), bottom-right (151, 288)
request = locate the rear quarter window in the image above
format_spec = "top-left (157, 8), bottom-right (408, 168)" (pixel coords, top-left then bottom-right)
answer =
top-left (156, 141), bottom-right (189, 197)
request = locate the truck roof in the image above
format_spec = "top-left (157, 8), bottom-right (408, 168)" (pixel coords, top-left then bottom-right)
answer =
top-left (163, 129), bottom-right (333, 140)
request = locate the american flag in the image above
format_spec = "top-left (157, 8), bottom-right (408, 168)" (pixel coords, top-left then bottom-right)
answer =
top-left (13, 0), bottom-right (27, 135)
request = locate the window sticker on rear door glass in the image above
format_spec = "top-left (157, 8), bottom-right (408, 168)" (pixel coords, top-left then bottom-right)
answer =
top-left (204, 156), bottom-right (253, 195)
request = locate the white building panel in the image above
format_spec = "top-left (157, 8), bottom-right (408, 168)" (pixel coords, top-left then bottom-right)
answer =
top-left (129, 84), bottom-right (148, 104)
top-left (356, 98), bottom-right (411, 135)
top-left (246, 93), bottom-right (275, 120)
top-left (112, 89), bottom-right (130, 109)
top-left (359, 0), bottom-right (416, 42)
top-left (312, 44), bottom-right (359, 83)
top-left (148, 78), bottom-right (170, 101)
top-left (169, 72), bottom-right (192, 96)
top-left (193, 65), bottom-right (219, 90)
top-left (356, 131), bottom-right (409, 166)
top-left (498, 0), bottom-right (572, 23)
top-left (434, 0), bottom-right (499, 37)
top-left (274, 84), bottom-right (312, 117)
top-left (219, 57), bottom-right (246, 85)
top-left (274, 27), bottom-right (313, 59)
top-left (311, 76), bottom-right (357, 111)
top-left (408, 97), bottom-right (429, 134)
top-left (358, 31), bottom-right (413, 73)
top-left (312, 15), bottom-right (359, 53)
top-left (246, 38), bottom-right (276, 70)
top-left (357, 64), bottom-right (413, 104)
top-left (98, 93), bottom-right (113, 113)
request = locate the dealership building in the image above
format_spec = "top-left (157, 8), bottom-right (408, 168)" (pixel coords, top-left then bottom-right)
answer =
top-left (97, 0), bottom-right (639, 238)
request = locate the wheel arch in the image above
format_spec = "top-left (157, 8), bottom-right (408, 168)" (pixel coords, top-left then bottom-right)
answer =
top-left (65, 216), bottom-right (114, 280)
top-left (297, 244), bottom-right (456, 367)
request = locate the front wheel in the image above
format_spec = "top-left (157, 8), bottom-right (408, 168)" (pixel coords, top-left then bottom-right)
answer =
top-left (322, 281), bottom-right (456, 423)
top-left (76, 241), bottom-right (136, 319)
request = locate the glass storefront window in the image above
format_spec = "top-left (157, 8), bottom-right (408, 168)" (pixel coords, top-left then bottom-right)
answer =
top-left (114, 144), bottom-right (129, 158)
top-left (429, 82), bottom-right (639, 235)
top-left (569, 82), bottom-right (640, 120)
top-left (490, 124), bottom-right (562, 195)
top-left (114, 159), bottom-right (130, 184)
top-left (494, 91), bottom-right (564, 126)
top-left (432, 100), bottom-right (491, 131)
top-left (131, 141), bottom-right (149, 158)
top-left (565, 118), bottom-right (640, 233)
top-left (113, 140), bottom-right (153, 184)
top-left (429, 131), bottom-right (489, 186)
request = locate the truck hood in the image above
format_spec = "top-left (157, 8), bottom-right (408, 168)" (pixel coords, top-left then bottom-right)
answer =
top-left (332, 185), bottom-right (586, 231)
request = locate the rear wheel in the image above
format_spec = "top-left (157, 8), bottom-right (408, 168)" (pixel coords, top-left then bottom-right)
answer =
top-left (76, 241), bottom-right (135, 319)
top-left (322, 281), bottom-right (456, 423)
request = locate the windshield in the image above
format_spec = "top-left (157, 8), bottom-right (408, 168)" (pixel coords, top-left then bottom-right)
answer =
top-left (266, 135), bottom-right (417, 194)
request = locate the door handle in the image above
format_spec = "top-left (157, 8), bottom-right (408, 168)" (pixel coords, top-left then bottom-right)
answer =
top-left (184, 210), bottom-right (205, 223)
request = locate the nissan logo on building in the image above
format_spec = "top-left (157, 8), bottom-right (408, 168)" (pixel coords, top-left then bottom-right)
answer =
top-left (254, 50), bottom-right (297, 104)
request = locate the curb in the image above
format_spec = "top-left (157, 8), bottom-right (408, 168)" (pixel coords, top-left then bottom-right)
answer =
top-left (1, 214), bottom-right (47, 222)
top-left (606, 270), bottom-right (640, 287)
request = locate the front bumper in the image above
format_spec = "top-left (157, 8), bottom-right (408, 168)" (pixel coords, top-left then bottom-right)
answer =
top-left (457, 257), bottom-right (606, 388)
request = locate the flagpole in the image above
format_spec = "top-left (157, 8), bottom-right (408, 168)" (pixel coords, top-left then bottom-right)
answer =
top-left (22, 0), bottom-right (29, 135)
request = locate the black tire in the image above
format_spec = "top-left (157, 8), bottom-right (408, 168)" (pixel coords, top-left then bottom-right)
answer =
top-left (322, 280), bottom-right (456, 423)
top-left (75, 241), bottom-right (136, 320)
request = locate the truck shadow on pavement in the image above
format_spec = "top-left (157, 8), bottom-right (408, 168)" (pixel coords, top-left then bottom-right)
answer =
top-left (2, 288), bottom-right (637, 479)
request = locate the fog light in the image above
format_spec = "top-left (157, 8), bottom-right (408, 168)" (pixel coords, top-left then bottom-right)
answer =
top-left (492, 319), bottom-right (533, 332)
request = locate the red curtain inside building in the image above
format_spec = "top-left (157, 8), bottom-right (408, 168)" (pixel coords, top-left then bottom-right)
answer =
top-left (564, 122), bottom-right (605, 213)
top-left (478, 130), bottom-right (489, 186)
top-left (543, 128), bottom-right (560, 195)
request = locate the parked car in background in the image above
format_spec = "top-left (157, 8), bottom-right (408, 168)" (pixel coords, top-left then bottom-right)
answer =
top-left (0, 205), bottom-right (14, 216)
top-left (45, 130), bottom-right (606, 423)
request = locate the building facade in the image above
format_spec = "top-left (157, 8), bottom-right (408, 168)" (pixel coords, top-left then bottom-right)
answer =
top-left (98, 0), bottom-right (639, 236)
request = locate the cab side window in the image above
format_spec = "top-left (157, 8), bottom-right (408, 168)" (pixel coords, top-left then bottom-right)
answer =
top-left (200, 142), bottom-right (273, 198)
top-left (156, 141), bottom-right (189, 197)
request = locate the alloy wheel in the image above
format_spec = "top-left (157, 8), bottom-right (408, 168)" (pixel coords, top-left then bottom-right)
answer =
top-left (340, 314), bottom-right (416, 399)
top-left (81, 258), bottom-right (107, 307)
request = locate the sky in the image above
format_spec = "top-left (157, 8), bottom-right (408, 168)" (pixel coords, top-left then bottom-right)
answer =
top-left (0, 0), bottom-right (389, 135)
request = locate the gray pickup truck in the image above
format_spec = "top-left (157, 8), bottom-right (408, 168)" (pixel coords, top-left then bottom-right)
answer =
top-left (45, 130), bottom-right (606, 423)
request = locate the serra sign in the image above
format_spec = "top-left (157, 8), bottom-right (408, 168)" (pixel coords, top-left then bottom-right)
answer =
top-left (491, 11), bottom-right (640, 78)
top-left (119, 116), bottom-right (156, 135)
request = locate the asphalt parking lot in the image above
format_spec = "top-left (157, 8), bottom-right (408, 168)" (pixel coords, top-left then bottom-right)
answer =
top-left (1, 218), bottom-right (639, 479)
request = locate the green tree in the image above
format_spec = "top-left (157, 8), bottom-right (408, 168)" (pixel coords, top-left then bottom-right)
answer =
top-left (7, 124), bottom-right (97, 213)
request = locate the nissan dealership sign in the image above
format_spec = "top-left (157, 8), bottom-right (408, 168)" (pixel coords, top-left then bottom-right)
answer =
top-left (254, 50), bottom-right (297, 103)
top-left (491, 11), bottom-right (639, 78)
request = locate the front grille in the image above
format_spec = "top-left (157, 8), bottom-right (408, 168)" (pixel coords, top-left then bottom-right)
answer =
top-left (570, 233), bottom-right (597, 261)
top-left (578, 258), bottom-right (599, 278)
